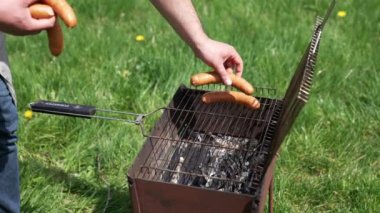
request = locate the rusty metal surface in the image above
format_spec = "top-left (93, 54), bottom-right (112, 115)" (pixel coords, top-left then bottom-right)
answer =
top-left (256, 153), bottom-right (278, 213)
top-left (128, 179), bottom-right (253, 213)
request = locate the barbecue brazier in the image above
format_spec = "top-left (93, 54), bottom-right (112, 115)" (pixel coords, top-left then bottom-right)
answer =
top-left (126, 2), bottom-right (335, 212)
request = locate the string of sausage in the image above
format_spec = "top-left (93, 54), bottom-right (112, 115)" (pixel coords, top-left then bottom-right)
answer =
top-left (191, 71), bottom-right (254, 95)
top-left (29, 0), bottom-right (77, 56)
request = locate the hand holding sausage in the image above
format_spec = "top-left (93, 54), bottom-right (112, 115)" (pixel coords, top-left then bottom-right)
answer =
top-left (192, 38), bottom-right (243, 85)
top-left (28, 1), bottom-right (77, 56)
top-left (0, 0), bottom-right (55, 36)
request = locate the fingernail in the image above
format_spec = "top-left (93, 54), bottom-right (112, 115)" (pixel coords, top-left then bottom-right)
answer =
top-left (226, 79), bottom-right (232, 85)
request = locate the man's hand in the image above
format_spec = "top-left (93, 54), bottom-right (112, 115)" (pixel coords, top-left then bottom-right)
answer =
top-left (0, 0), bottom-right (55, 36)
top-left (193, 37), bottom-right (243, 85)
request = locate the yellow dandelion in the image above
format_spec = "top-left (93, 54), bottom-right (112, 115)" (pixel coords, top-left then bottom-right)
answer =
top-left (135, 35), bottom-right (145, 42)
top-left (122, 69), bottom-right (131, 78)
top-left (24, 110), bottom-right (33, 120)
top-left (337, 11), bottom-right (347, 18)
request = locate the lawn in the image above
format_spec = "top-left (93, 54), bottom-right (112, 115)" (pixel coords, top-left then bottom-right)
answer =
top-left (5, 0), bottom-right (379, 212)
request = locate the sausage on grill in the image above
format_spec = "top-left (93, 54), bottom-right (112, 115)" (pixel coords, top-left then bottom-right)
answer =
top-left (202, 91), bottom-right (260, 109)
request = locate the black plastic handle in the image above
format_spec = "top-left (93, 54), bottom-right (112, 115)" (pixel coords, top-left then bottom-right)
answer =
top-left (29, 100), bottom-right (96, 119)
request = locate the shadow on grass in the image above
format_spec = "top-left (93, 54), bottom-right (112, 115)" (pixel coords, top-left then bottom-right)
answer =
top-left (19, 160), bottom-right (133, 212)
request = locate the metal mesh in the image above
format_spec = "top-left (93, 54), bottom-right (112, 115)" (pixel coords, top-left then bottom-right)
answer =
top-left (267, 16), bottom-right (326, 163)
top-left (136, 85), bottom-right (282, 195)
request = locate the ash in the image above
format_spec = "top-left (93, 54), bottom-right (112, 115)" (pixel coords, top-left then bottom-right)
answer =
top-left (162, 131), bottom-right (263, 194)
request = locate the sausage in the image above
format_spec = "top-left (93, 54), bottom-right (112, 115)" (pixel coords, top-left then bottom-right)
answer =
top-left (29, 4), bottom-right (55, 19)
top-left (42, 0), bottom-right (77, 28)
top-left (29, 4), bottom-right (64, 56)
top-left (46, 20), bottom-right (64, 56)
top-left (191, 71), bottom-right (254, 95)
top-left (202, 91), bottom-right (260, 109)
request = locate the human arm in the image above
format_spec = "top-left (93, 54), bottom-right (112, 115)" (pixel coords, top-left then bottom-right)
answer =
top-left (150, 0), bottom-right (243, 85)
top-left (0, 0), bottom-right (55, 36)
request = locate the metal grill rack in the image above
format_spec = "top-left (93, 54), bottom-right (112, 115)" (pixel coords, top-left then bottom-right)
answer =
top-left (135, 85), bottom-right (282, 195)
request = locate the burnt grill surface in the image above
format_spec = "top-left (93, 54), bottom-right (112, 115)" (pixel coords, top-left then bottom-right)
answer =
top-left (136, 85), bottom-right (282, 196)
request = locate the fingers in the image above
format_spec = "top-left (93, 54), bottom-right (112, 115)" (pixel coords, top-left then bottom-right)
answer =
top-left (29, 16), bottom-right (56, 31)
top-left (226, 67), bottom-right (233, 74)
top-left (10, 15), bottom-right (56, 36)
top-left (26, 0), bottom-right (43, 5)
top-left (222, 48), bottom-right (244, 76)
top-left (231, 53), bottom-right (244, 77)
top-left (226, 48), bottom-right (243, 77)
top-left (19, 3), bottom-right (56, 35)
top-left (195, 39), bottom-right (244, 84)
top-left (214, 53), bottom-right (244, 85)
top-left (215, 64), bottom-right (232, 85)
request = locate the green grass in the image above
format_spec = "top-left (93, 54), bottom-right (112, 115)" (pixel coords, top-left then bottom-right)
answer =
top-left (5, 0), bottom-right (379, 212)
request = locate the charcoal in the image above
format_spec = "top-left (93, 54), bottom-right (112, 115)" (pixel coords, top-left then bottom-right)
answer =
top-left (162, 131), bottom-right (264, 194)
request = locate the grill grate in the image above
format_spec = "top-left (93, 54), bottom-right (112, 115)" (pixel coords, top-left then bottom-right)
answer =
top-left (135, 85), bottom-right (281, 195)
